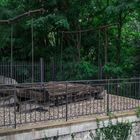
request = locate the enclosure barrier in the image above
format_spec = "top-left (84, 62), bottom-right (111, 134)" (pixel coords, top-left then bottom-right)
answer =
top-left (0, 59), bottom-right (91, 84)
top-left (0, 60), bottom-right (44, 83)
top-left (0, 78), bottom-right (139, 128)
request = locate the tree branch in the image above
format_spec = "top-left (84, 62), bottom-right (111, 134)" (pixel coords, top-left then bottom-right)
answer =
top-left (0, 8), bottom-right (45, 24)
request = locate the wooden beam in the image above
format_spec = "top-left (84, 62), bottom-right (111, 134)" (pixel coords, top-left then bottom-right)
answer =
top-left (0, 8), bottom-right (45, 24)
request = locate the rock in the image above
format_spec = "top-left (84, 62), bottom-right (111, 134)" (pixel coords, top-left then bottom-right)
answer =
top-left (94, 90), bottom-right (106, 99)
top-left (0, 75), bottom-right (18, 85)
top-left (18, 99), bottom-right (47, 113)
top-left (0, 81), bottom-right (105, 107)
top-left (0, 95), bottom-right (19, 107)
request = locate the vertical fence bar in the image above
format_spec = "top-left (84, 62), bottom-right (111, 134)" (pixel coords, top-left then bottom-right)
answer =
top-left (60, 32), bottom-right (64, 81)
top-left (14, 85), bottom-right (17, 128)
top-left (31, 18), bottom-right (34, 83)
top-left (98, 29), bottom-right (102, 79)
top-left (107, 79), bottom-right (110, 115)
top-left (3, 87), bottom-right (5, 127)
top-left (52, 57), bottom-right (55, 81)
top-left (10, 25), bottom-right (13, 81)
top-left (40, 58), bottom-right (44, 83)
top-left (104, 27), bottom-right (108, 66)
top-left (66, 82), bottom-right (68, 121)
top-left (138, 77), bottom-right (140, 99)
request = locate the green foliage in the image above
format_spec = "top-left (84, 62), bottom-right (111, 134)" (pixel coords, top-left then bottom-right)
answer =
top-left (136, 106), bottom-right (140, 118)
top-left (71, 133), bottom-right (75, 140)
top-left (33, 14), bottom-right (69, 32)
top-left (0, 0), bottom-right (8, 6)
top-left (103, 63), bottom-right (123, 78)
top-left (53, 135), bottom-right (59, 140)
top-left (57, 60), bottom-right (97, 80)
top-left (43, 135), bottom-right (49, 140)
top-left (43, 135), bottom-right (59, 140)
top-left (0, 0), bottom-right (139, 79)
top-left (90, 118), bottom-right (132, 140)
top-left (43, 117), bottom-right (132, 140)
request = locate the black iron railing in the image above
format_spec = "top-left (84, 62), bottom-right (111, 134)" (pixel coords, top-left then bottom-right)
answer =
top-left (0, 78), bottom-right (139, 128)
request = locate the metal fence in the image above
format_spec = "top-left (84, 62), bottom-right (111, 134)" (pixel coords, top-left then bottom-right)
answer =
top-left (0, 59), bottom-right (101, 84)
top-left (0, 60), bottom-right (77, 84)
top-left (0, 59), bottom-right (45, 83)
top-left (0, 78), bottom-right (139, 128)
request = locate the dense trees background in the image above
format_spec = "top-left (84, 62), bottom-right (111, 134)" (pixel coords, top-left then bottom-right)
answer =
top-left (0, 0), bottom-right (140, 80)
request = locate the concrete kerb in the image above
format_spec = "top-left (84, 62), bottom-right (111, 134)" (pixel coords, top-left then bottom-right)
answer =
top-left (0, 110), bottom-right (139, 140)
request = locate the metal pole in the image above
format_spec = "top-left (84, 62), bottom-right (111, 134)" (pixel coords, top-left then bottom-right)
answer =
top-left (107, 79), bottom-right (110, 115)
top-left (66, 82), bottom-right (68, 121)
top-left (10, 24), bottom-right (13, 80)
top-left (31, 18), bottom-right (34, 83)
top-left (40, 57), bottom-right (44, 83)
top-left (14, 85), bottom-right (17, 128)
top-left (52, 57), bottom-right (55, 81)
top-left (138, 76), bottom-right (140, 98)
top-left (98, 29), bottom-right (102, 79)
top-left (104, 27), bottom-right (108, 79)
top-left (60, 32), bottom-right (63, 80)
top-left (104, 28), bottom-right (108, 65)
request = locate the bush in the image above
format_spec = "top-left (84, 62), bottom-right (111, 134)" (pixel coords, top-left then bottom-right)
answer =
top-left (90, 118), bottom-right (132, 140)
top-left (57, 59), bottom-right (98, 80)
